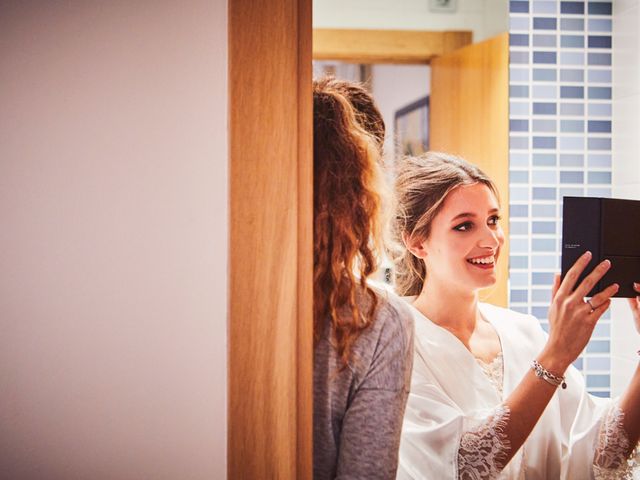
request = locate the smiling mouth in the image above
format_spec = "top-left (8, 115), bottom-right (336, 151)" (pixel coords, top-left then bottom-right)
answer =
top-left (466, 255), bottom-right (496, 269)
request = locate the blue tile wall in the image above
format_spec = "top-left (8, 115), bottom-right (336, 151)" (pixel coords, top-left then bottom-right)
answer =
top-left (509, 0), bottom-right (612, 396)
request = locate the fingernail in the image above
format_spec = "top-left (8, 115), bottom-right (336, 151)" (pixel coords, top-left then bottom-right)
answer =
top-left (634, 282), bottom-right (640, 290)
top-left (584, 251), bottom-right (592, 259)
top-left (602, 259), bottom-right (611, 268)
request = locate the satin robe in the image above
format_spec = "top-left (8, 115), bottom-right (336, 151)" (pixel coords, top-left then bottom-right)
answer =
top-left (397, 302), bottom-right (613, 480)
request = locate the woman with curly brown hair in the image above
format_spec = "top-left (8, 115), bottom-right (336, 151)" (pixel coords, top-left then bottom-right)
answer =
top-left (312, 77), bottom-right (414, 480)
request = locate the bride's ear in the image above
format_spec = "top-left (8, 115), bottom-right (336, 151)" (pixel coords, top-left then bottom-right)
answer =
top-left (402, 231), bottom-right (428, 259)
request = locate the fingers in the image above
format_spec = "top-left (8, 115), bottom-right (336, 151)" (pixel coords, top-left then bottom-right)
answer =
top-left (587, 283), bottom-right (619, 313)
top-left (574, 259), bottom-right (611, 300)
top-left (556, 251), bottom-right (593, 298)
top-left (588, 299), bottom-right (612, 322)
top-left (551, 273), bottom-right (561, 300)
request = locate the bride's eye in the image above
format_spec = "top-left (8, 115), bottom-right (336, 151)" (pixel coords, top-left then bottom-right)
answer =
top-left (488, 215), bottom-right (502, 226)
top-left (453, 221), bottom-right (473, 232)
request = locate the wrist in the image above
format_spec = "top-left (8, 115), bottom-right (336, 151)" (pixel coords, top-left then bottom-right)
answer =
top-left (537, 347), bottom-right (571, 377)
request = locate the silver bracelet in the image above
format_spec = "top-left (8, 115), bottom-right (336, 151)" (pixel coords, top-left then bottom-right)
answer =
top-left (531, 359), bottom-right (567, 389)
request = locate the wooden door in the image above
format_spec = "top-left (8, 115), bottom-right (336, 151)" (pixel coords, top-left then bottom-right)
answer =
top-left (429, 33), bottom-right (510, 307)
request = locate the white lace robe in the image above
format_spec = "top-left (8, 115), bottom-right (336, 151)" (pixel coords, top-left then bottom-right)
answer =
top-left (397, 302), bottom-right (639, 480)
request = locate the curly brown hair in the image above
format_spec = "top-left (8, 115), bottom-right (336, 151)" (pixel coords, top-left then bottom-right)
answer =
top-left (313, 77), bottom-right (386, 367)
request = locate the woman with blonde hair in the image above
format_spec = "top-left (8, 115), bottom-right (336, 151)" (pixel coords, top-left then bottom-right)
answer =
top-left (313, 77), bottom-right (414, 479)
top-left (392, 152), bottom-right (640, 479)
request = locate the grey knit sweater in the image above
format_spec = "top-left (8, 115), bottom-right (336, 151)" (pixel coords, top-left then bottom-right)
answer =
top-left (313, 286), bottom-right (414, 480)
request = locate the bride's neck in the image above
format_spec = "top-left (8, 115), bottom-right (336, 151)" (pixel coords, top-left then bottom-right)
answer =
top-left (412, 279), bottom-right (479, 335)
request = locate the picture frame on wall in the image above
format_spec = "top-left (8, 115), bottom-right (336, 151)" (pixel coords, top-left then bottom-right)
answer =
top-left (394, 96), bottom-right (429, 159)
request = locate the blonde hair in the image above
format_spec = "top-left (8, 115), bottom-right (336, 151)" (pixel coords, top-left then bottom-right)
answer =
top-left (390, 152), bottom-right (499, 296)
top-left (313, 77), bottom-right (387, 367)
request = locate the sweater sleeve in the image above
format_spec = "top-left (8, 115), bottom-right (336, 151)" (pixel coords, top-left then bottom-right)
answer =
top-left (335, 301), bottom-right (414, 480)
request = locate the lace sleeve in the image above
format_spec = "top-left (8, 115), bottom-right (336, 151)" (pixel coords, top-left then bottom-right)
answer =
top-left (457, 405), bottom-right (512, 480)
top-left (593, 405), bottom-right (640, 480)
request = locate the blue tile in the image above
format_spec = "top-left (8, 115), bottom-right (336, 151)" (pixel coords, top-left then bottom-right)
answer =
top-left (510, 220), bottom-right (529, 234)
top-left (510, 204), bottom-right (529, 217)
top-left (532, 255), bottom-right (558, 268)
top-left (532, 34), bottom-right (557, 47)
top-left (533, 238), bottom-right (557, 251)
top-left (560, 69), bottom-right (584, 82)
top-left (588, 137), bottom-right (611, 150)
top-left (560, 18), bottom-right (585, 31)
top-left (559, 154), bottom-right (584, 167)
top-left (510, 272), bottom-right (528, 286)
top-left (510, 186), bottom-right (529, 201)
top-left (510, 152), bottom-right (529, 166)
top-left (532, 153), bottom-right (557, 166)
top-left (586, 340), bottom-right (610, 353)
top-left (510, 17), bottom-right (530, 30)
top-left (533, 119), bottom-right (556, 132)
top-left (588, 53), bottom-right (612, 66)
top-left (560, 171), bottom-right (584, 183)
top-left (532, 288), bottom-right (552, 301)
top-left (532, 272), bottom-right (555, 284)
top-left (533, 68), bottom-right (557, 81)
top-left (532, 221), bottom-right (556, 234)
top-left (533, 136), bottom-right (556, 149)
top-left (588, 120), bottom-right (611, 133)
top-left (510, 33), bottom-right (529, 46)
top-left (560, 103), bottom-right (584, 115)
top-left (532, 203), bottom-right (557, 217)
top-left (588, 171), bottom-right (612, 184)
top-left (532, 306), bottom-right (548, 319)
top-left (512, 306), bottom-right (529, 314)
top-left (533, 51), bottom-right (557, 64)
top-left (510, 289), bottom-right (529, 302)
top-left (510, 67), bottom-right (529, 82)
top-left (588, 103), bottom-right (612, 116)
top-left (592, 323), bottom-right (611, 339)
top-left (587, 187), bottom-right (611, 197)
top-left (532, 170), bottom-right (557, 183)
top-left (602, 310), bottom-right (611, 320)
top-left (561, 86), bottom-right (584, 98)
top-left (588, 18), bottom-right (612, 32)
top-left (588, 69), bottom-right (612, 83)
top-left (560, 187), bottom-right (584, 197)
top-left (510, 84), bottom-right (529, 97)
top-left (586, 374), bottom-right (610, 388)
top-left (510, 119), bottom-right (529, 131)
top-left (510, 255), bottom-right (529, 268)
top-left (587, 357), bottom-right (610, 370)
top-left (533, 85), bottom-right (557, 98)
top-left (588, 86), bottom-right (612, 99)
top-left (533, 1), bottom-right (557, 13)
top-left (534, 17), bottom-right (557, 30)
top-left (573, 358), bottom-right (584, 370)
top-left (590, 391), bottom-right (610, 398)
top-left (511, 237), bottom-right (529, 253)
top-left (560, 120), bottom-right (584, 132)
top-left (560, 136), bottom-right (585, 150)
top-left (510, 1), bottom-right (529, 13)
top-left (510, 51), bottom-right (530, 64)
top-left (510, 101), bottom-right (529, 116)
top-left (510, 136), bottom-right (529, 149)
top-left (561, 52), bottom-right (585, 65)
top-left (588, 35), bottom-right (612, 49)
top-left (510, 170), bottom-right (529, 183)
top-left (588, 2), bottom-right (612, 15)
top-left (533, 187), bottom-right (556, 200)
top-left (561, 1), bottom-right (585, 13)
top-left (561, 35), bottom-right (585, 48)
top-left (533, 102), bottom-right (557, 115)
top-left (587, 154), bottom-right (611, 167)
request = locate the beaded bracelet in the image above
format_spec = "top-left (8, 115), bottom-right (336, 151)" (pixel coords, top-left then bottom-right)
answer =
top-left (531, 359), bottom-right (567, 389)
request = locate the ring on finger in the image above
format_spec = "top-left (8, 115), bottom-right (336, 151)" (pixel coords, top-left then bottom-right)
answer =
top-left (586, 298), bottom-right (596, 313)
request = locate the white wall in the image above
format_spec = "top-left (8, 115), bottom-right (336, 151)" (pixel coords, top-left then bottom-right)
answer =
top-left (313, 0), bottom-right (509, 42)
top-left (371, 64), bottom-right (431, 163)
top-left (611, 0), bottom-right (640, 397)
top-left (0, 1), bottom-right (227, 478)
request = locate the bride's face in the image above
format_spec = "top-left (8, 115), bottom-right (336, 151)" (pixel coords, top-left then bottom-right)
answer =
top-left (418, 182), bottom-right (505, 292)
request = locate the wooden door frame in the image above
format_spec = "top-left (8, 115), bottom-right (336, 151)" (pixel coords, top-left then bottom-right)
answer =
top-left (229, 0), bottom-right (312, 478)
